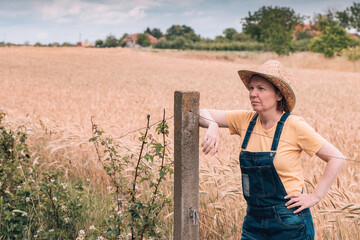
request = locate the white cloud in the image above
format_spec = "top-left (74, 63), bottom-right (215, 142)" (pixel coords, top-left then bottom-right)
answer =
top-left (184, 10), bottom-right (205, 16)
top-left (36, 32), bottom-right (49, 40)
top-left (129, 5), bottom-right (147, 20)
top-left (39, 0), bottom-right (148, 24)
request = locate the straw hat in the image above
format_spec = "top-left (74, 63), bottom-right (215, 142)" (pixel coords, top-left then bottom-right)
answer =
top-left (238, 59), bottom-right (296, 113)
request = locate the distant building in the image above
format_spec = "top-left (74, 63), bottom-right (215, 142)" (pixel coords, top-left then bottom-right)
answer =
top-left (76, 41), bottom-right (95, 47)
top-left (349, 33), bottom-right (359, 39)
top-left (123, 33), bottom-right (164, 48)
top-left (294, 24), bottom-right (359, 40)
top-left (293, 24), bottom-right (318, 40)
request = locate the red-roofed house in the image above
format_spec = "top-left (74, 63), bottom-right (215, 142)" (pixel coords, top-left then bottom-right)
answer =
top-left (124, 33), bottom-right (162, 48)
top-left (349, 33), bottom-right (359, 39)
top-left (293, 24), bottom-right (318, 40)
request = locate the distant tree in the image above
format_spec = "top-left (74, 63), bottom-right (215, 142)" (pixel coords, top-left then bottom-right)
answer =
top-left (118, 33), bottom-right (128, 47)
top-left (166, 25), bottom-right (182, 38)
top-left (214, 35), bottom-right (227, 42)
top-left (336, 2), bottom-right (360, 31)
top-left (95, 39), bottom-right (104, 48)
top-left (295, 28), bottom-right (313, 40)
top-left (310, 24), bottom-right (351, 57)
top-left (104, 34), bottom-right (118, 48)
top-left (172, 36), bottom-right (186, 49)
top-left (312, 12), bottom-right (338, 32)
top-left (232, 32), bottom-right (252, 42)
top-left (151, 28), bottom-right (163, 39)
top-left (166, 25), bottom-right (200, 42)
top-left (223, 28), bottom-right (237, 40)
top-left (144, 27), bottom-right (151, 34)
top-left (242, 6), bottom-right (303, 55)
top-left (144, 27), bottom-right (163, 39)
top-left (34, 42), bottom-right (42, 47)
top-left (61, 42), bottom-right (74, 47)
top-left (136, 33), bottom-right (151, 47)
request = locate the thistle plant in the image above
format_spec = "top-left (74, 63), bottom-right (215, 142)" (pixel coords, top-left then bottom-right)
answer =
top-left (90, 110), bottom-right (173, 240)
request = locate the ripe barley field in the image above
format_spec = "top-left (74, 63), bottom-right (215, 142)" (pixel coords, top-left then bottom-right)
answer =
top-left (0, 47), bottom-right (359, 239)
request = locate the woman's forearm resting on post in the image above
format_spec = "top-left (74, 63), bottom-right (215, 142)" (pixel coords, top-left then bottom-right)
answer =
top-left (199, 109), bottom-right (228, 155)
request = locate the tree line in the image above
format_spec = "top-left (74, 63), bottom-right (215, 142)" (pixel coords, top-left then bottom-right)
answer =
top-left (92, 2), bottom-right (360, 58)
top-left (2, 3), bottom-right (359, 58)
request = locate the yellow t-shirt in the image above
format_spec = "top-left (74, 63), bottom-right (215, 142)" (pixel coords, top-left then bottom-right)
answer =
top-left (225, 110), bottom-right (326, 194)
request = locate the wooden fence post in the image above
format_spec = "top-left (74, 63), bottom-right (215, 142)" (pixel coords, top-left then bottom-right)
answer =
top-left (174, 91), bottom-right (200, 240)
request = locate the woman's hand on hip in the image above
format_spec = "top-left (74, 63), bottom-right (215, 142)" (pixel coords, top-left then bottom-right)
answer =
top-left (201, 123), bottom-right (220, 156)
top-left (284, 193), bottom-right (321, 214)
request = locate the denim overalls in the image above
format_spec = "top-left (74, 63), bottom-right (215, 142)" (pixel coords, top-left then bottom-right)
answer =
top-left (240, 113), bottom-right (315, 240)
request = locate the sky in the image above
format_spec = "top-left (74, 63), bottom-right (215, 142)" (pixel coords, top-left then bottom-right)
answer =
top-left (0, 0), bottom-right (357, 44)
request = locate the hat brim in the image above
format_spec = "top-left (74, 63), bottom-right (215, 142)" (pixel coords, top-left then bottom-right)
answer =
top-left (238, 70), bottom-right (296, 112)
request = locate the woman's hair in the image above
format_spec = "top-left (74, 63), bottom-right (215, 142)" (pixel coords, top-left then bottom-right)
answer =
top-left (274, 88), bottom-right (286, 112)
top-left (251, 74), bottom-right (286, 112)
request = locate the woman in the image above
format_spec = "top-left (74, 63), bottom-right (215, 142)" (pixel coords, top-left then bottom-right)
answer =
top-left (199, 59), bottom-right (344, 239)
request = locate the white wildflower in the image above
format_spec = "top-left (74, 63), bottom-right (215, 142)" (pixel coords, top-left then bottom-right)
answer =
top-left (89, 225), bottom-right (95, 230)
top-left (86, 178), bottom-right (90, 182)
top-left (50, 179), bottom-right (55, 183)
top-left (34, 235), bottom-right (38, 238)
top-left (97, 236), bottom-right (105, 240)
top-left (76, 229), bottom-right (86, 240)
top-left (52, 197), bottom-right (57, 201)
top-left (17, 185), bottom-right (21, 190)
top-left (61, 205), bottom-right (67, 210)
top-left (64, 217), bottom-right (69, 223)
top-left (5, 189), bottom-right (10, 194)
top-left (33, 158), bottom-right (39, 165)
top-left (26, 197), bottom-right (30, 202)
top-left (117, 211), bottom-right (122, 216)
top-left (49, 229), bottom-right (54, 232)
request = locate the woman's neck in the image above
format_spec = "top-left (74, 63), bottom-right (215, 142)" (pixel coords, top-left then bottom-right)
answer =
top-left (258, 110), bottom-right (284, 130)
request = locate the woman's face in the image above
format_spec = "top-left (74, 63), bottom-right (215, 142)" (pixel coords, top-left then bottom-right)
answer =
top-left (249, 75), bottom-right (282, 113)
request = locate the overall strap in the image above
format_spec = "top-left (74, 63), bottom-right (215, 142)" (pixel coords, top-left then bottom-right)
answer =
top-left (241, 114), bottom-right (259, 149)
top-left (270, 112), bottom-right (290, 151)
